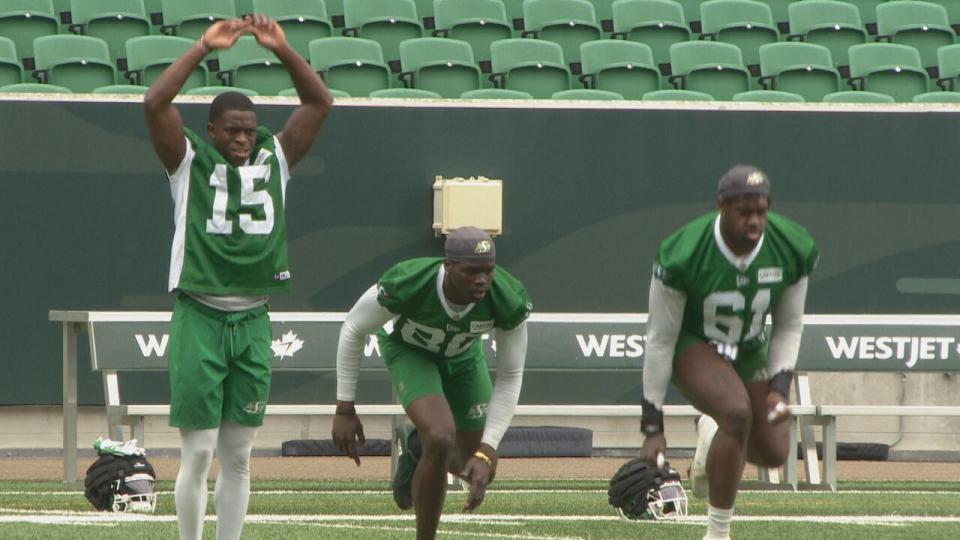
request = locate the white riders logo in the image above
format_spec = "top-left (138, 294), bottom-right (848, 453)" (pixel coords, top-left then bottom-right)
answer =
top-left (271, 331), bottom-right (304, 359)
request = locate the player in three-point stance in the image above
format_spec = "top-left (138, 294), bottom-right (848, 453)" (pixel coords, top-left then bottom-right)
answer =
top-left (332, 227), bottom-right (531, 540)
top-left (143, 15), bottom-right (332, 540)
top-left (639, 165), bottom-right (818, 540)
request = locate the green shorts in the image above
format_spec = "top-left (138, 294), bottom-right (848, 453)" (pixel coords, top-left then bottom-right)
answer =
top-left (168, 293), bottom-right (272, 429)
top-left (379, 336), bottom-right (492, 432)
top-left (674, 330), bottom-right (769, 384)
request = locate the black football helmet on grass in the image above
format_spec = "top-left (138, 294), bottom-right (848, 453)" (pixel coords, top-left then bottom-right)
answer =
top-left (608, 458), bottom-right (688, 520)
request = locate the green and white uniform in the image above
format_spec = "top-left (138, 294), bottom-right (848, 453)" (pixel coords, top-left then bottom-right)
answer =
top-left (643, 212), bottom-right (818, 408)
top-left (336, 258), bottom-right (532, 447)
top-left (166, 127), bottom-right (292, 429)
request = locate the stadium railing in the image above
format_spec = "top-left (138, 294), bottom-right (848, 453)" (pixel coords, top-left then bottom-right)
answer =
top-left (50, 310), bottom-right (960, 490)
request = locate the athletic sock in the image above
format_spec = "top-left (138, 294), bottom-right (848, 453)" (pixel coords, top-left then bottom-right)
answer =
top-left (704, 504), bottom-right (734, 539)
top-left (175, 428), bottom-right (218, 540)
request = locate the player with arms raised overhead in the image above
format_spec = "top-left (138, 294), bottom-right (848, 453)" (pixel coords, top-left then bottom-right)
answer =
top-left (640, 166), bottom-right (818, 540)
top-left (143, 15), bottom-right (332, 540)
top-left (332, 227), bottom-right (531, 540)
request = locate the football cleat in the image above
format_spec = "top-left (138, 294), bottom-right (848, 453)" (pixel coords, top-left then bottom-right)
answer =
top-left (392, 423), bottom-right (420, 510)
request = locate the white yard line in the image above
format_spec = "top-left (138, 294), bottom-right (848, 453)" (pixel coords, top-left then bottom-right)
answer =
top-left (300, 522), bottom-right (585, 539)
top-left (0, 510), bottom-right (957, 527)
top-left (3, 488), bottom-right (959, 496)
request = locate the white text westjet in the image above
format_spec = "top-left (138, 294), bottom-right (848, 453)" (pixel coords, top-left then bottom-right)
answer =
top-left (824, 336), bottom-right (956, 368)
top-left (576, 334), bottom-right (646, 358)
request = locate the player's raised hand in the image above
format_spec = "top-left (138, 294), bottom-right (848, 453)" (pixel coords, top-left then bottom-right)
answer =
top-left (331, 407), bottom-right (366, 466)
top-left (246, 14), bottom-right (288, 52)
top-left (200, 19), bottom-right (249, 51)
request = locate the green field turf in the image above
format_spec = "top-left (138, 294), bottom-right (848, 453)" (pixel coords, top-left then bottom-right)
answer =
top-left (0, 480), bottom-right (957, 539)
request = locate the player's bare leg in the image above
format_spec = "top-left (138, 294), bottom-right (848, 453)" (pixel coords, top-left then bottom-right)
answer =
top-left (405, 395), bottom-right (457, 540)
top-left (745, 380), bottom-right (791, 467)
top-left (675, 342), bottom-right (752, 539)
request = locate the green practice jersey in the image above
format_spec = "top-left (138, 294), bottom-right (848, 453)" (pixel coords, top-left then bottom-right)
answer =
top-left (167, 127), bottom-right (292, 295)
top-left (376, 258), bottom-right (532, 361)
top-left (654, 212), bottom-right (818, 360)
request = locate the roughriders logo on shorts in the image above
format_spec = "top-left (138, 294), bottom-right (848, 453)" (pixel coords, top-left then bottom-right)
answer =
top-left (243, 401), bottom-right (267, 414)
top-left (466, 402), bottom-right (488, 420)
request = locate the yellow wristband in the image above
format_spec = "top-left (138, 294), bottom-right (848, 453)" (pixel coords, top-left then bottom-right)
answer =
top-left (473, 450), bottom-right (492, 466)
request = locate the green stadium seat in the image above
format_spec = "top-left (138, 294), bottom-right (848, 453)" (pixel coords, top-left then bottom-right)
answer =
top-left (52, 0), bottom-right (71, 29)
top-left (397, 37), bottom-right (480, 97)
top-left (124, 36), bottom-right (207, 89)
top-left (552, 88), bottom-right (624, 99)
top-left (489, 38), bottom-right (571, 97)
top-left (787, 0), bottom-right (867, 70)
top-left (68, 0), bottom-right (150, 63)
top-left (0, 81), bottom-right (72, 92)
top-left (216, 35), bottom-right (292, 96)
top-left (700, 0), bottom-right (779, 71)
top-left (913, 90), bottom-right (960, 102)
top-left (579, 39), bottom-right (659, 99)
top-left (309, 37), bottom-right (392, 96)
top-left (876, 1), bottom-right (956, 70)
top-left (186, 85), bottom-right (259, 96)
top-left (0, 0), bottom-right (60, 64)
top-left (757, 42), bottom-right (839, 102)
top-left (460, 87), bottom-right (533, 98)
top-left (32, 34), bottom-right (116, 92)
top-left (847, 42), bottom-right (929, 102)
top-left (412, 0), bottom-right (435, 28)
top-left (822, 89), bottom-right (895, 102)
top-left (160, 0), bottom-right (236, 40)
top-left (235, 0), bottom-right (253, 16)
top-left (370, 87), bottom-right (442, 97)
top-left (279, 86), bottom-right (351, 97)
top-left (842, 0), bottom-right (884, 33)
top-left (326, 0), bottom-right (345, 23)
top-left (752, 0), bottom-right (792, 33)
top-left (0, 37), bottom-right (24, 87)
top-left (672, 0), bottom-right (705, 32)
top-left (521, 0), bottom-right (602, 66)
top-left (732, 88), bottom-right (804, 101)
top-left (642, 88), bottom-right (715, 99)
top-left (611, 0), bottom-right (691, 72)
top-left (92, 83), bottom-right (149, 93)
top-left (929, 0), bottom-right (960, 34)
top-left (584, 0), bottom-right (617, 31)
top-left (935, 43), bottom-right (960, 89)
top-left (342, 0), bottom-right (423, 65)
top-left (668, 40), bottom-right (751, 100)
top-left (252, 0), bottom-right (333, 59)
top-left (432, 0), bottom-right (513, 64)
top-left (124, 35), bottom-right (204, 86)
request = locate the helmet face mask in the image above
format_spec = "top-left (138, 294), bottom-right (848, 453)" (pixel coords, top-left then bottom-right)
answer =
top-left (608, 458), bottom-right (689, 521)
top-left (110, 472), bottom-right (157, 513)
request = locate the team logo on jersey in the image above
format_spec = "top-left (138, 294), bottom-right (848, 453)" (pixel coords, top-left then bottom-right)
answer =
top-left (475, 240), bottom-right (492, 254)
top-left (271, 331), bottom-right (304, 359)
top-left (274, 270), bottom-right (291, 281)
top-left (757, 267), bottom-right (783, 284)
top-left (736, 274), bottom-right (750, 288)
top-left (652, 263), bottom-right (670, 282)
top-left (747, 171), bottom-right (766, 185)
top-left (471, 320), bottom-right (494, 333)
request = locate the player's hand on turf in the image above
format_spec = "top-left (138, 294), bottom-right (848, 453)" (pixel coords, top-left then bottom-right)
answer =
top-left (201, 19), bottom-right (249, 51)
top-left (641, 433), bottom-right (667, 466)
top-left (461, 445), bottom-right (497, 512)
top-left (331, 411), bottom-right (366, 466)
top-left (246, 14), bottom-right (287, 52)
top-left (766, 394), bottom-right (791, 425)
